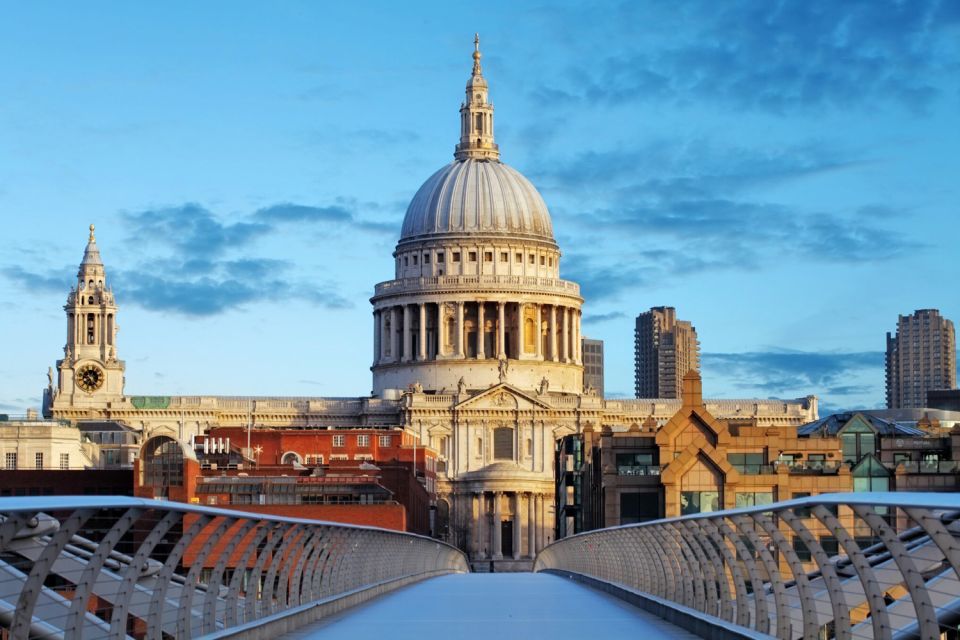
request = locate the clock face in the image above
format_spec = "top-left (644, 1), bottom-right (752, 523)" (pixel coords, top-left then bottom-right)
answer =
top-left (76, 364), bottom-right (104, 392)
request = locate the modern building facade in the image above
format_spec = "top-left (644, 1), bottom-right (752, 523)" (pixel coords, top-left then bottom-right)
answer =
top-left (581, 337), bottom-right (604, 396)
top-left (886, 309), bottom-right (956, 409)
top-left (634, 306), bottom-right (700, 399)
top-left (559, 371), bottom-right (960, 543)
top-left (41, 39), bottom-right (819, 570)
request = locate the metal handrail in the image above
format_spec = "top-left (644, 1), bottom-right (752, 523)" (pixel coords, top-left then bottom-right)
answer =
top-left (0, 496), bottom-right (467, 639)
top-left (535, 492), bottom-right (960, 640)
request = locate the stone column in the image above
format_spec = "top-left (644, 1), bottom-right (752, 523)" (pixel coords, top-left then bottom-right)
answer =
top-left (516, 303), bottom-right (524, 357)
top-left (477, 492), bottom-right (486, 559)
top-left (497, 301), bottom-right (506, 359)
top-left (390, 307), bottom-right (399, 363)
top-left (534, 304), bottom-right (542, 359)
top-left (492, 491), bottom-right (503, 560)
top-left (456, 301), bottom-right (465, 358)
top-left (512, 493), bottom-right (521, 560)
top-left (477, 302), bottom-right (486, 359)
top-left (373, 310), bottom-right (381, 366)
top-left (535, 493), bottom-right (543, 551)
top-left (575, 310), bottom-right (582, 364)
top-left (471, 493), bottom-right (480, 557)
top-left (380, 309), bottom-right (390, 362)
top-left (527, 492), bottom-right (535, 557)
top-left (419, 303), bottom-right (427, 361)
top-left (549, 306), bottom-right (558, 362)
top-left (402, 305), bottom-right (412, 362)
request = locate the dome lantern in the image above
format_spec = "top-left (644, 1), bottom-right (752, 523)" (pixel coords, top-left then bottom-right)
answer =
top-left (455, 34), bottom-right (499, 162)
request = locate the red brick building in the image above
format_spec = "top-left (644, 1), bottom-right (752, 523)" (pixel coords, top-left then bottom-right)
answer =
top-left (134, 427), bottom-right (438, 535)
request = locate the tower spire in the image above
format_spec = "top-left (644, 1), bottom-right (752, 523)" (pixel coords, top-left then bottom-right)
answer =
top-left (454, 33), bottom-right (499, 161)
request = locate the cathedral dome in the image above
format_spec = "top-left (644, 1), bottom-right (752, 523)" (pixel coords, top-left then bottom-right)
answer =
top-left (399, 159), bottom-right (555, 244)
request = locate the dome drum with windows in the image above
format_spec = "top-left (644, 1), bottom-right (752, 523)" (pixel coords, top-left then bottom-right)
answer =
top-left (371, 36), bottom-right (584, 396)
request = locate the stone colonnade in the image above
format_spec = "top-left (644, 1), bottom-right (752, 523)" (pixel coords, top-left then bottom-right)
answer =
top-left (373, 301), bottom-right (581, 366)
top-left (456, 490), bottom-right (550, 561)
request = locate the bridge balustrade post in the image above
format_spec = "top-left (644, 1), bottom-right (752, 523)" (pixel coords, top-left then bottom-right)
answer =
top-left (201, 517), bottom-right (252, 633)
top-left (148, 513), bottom-right (215, 639)
top-left (224, 521), bottom-right (273, 628)
top-left (701, 518), bottom-right (752, 629)
top-left (244, 522), bottom-right (292, 623)
top-left (812, 505), bottom-right (889, 640)
top-left (853, 506), bottom-right (938, 640)
top-left (713, 516), bottom-right (771, 634)
top-left (684, 519), bottom-right (733, 622)
top-left (673, 520), bottom-right (718, 616)
top-left (733, 513), bottom-right (791, 638)
top-left (107, 509), bottom-right (182, 638)
top-left (261, 524), bottom-right (305, 616)
top-left (289, 528), bottom-right (326, 608)
top-left (668, 521), bottom-right (706, 610)
top-left (64, 507), bottom-right (145, 640)
top-left (780, 510), bottom-right (851, 640)
top-left (649, 523), bottom-right (684, 604)
top-left (753, 510), bottom-right (820, 639)
top-left (11, 508), bottom-right (96, 640)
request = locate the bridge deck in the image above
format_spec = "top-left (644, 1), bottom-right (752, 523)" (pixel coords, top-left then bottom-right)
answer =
top-left (283, 573), bottom-right (700, 639)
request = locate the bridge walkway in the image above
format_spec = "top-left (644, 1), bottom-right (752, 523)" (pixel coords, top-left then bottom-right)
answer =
top-left (282, 572), bottom-right (700, 640)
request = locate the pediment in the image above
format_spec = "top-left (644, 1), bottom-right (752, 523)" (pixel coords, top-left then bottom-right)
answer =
top-left (456, 384), bottom-right (552, 411)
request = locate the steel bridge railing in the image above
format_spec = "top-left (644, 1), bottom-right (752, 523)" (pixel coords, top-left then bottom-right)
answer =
top-left (0, 496), bottom-right (467, 639)
top-left (535, 492), bottom-right (960, 640)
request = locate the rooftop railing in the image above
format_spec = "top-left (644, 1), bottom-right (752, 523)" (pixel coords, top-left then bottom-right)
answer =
top-left (536, 492), bottom-right (960, 640)
top-left (0, 496), bottom-right (467, 639)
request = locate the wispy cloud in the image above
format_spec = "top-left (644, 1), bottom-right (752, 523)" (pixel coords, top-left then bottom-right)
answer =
top-left (702, 349), bottom-right (883, 402)
top-left (537, 0), bottom-right (958, 113)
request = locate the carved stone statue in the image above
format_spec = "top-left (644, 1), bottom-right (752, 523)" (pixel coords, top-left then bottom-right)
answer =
top-left (47, 366), bottom-right (54, 388)
top-left (457, 376), bottom-right (467, 395)
top-left (411, 380), bottom-right (424, 393)
top-left (497, 356), bottom-right (509, 383)
top-left (538, 376), bottom-right (550, 395)
top-left (583, 383), bottom-right (596, 397)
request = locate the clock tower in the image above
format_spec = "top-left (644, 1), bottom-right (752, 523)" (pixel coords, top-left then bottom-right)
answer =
top-left (48, 224), bottom-right (126, 412)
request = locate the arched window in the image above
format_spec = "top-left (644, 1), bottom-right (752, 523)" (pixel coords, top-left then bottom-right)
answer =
top-left (475, 113), bottom-right (483, 133)
top-left (493, 427), bottom-right (514, 460)
top-left (142, 436), bottom-right (185, 495)
top-left (281, 451), bottom-right (302, 466)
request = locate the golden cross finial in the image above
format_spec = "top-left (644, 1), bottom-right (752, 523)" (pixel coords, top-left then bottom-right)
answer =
top-left (88, 223), bottom-right (96, 242)
top-left (472, 33), bottom-right (482, 74)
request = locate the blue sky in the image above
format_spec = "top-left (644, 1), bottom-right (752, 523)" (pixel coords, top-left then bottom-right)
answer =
top-left (1, 1), bottom-right (957, 415)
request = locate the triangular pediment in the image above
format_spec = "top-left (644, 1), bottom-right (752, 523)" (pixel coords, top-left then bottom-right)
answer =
top-left (456, 384), bottom-right (552, 410)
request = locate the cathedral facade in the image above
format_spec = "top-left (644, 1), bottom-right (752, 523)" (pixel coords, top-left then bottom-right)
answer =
top-left (45, 39), bottom-right (818, 570)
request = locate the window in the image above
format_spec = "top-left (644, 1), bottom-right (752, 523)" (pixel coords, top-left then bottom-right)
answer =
top-left (792, 536), bottom-right (812, 562)
top-left (893, 452), bottom-right (911, 466)
top-left (548, 257), bottom-right (553, 266)
top-left (680, 491), bottom-right (720, 515)
top-left (412, 255), bottom-right (418, 265)
top-left (820, 536), bottom-right (839, 557)
top-left (332, 435), bottom-right (345, 448)
top-left (423, 254), bottom-right (430, 264)
top-left (437, 252), bottom-right (444, 263)
top-left (379, 435), bottom-right (392, 447)
top-left (616, 452), bottom-right (658, 476)
top-left (728, 452), bottom-right (765, 474)
top-left (792, 492), bottom-right (812, 518)
top-left (528, 254), bottom-right (535, 264)
top-left (540, 256), bottom-right (545, 266)
top-left (4, 453), bottom-right (15, 469)
top-left (452, 252), bottom-right (461, 262)
top-left (735, 492), bottom-right (773, 508)
top-left (493, 427), bottom-right (514, 460)
top-left (620, 492), bottom-right (659, 525)
top-left (354, 454), bottom-right (373, 461)
top-left (35, 452), bottom-right (44, 470)
top-left (500, 252), bottom-right (508, 262)
top-left (515, 252), bottom-right (522, 262)
top-left (484, 252), bottom-right (493, 262)
top-left (60, 453), bottom-right (69, 470)
top-left (468, 251), bottom-right (477, 262)
top-left (404, 256), bottom-right (409, 266)
top-left (357, 435), bottom-right (370, 447)
top-left (840, 420), bottom-right (877, 463)
top-left (806, 453), bottom-right (826, 470)
top-left (329, 454), bottom-right (348, 461)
